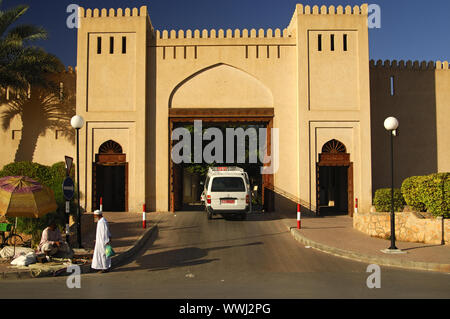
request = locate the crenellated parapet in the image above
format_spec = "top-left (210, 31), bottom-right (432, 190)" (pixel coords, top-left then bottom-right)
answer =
top-left (78, 6), bottom-right (148, 18)
top-left (370, 59), bottom-right (450, 71)
top-left (294, 3), bottom-right (369, 16)
top-left (155, 28), bottom-right (290, 40)
top-left (64, 66), bottom-right (76, 74)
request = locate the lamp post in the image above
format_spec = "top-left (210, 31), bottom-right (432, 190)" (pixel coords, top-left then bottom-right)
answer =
top-left (71, 115), bottom-right (84, 248)
top-left (384, 117), bottom-right (399, 251)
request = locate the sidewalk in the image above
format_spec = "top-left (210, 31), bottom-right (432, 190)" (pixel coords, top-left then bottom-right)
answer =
top-left (1, 212), bottom-right (166, 280)
top-left (284, 214), bottom-right (450, 273)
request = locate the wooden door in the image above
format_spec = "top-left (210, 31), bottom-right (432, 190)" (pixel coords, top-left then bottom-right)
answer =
top-left (316, 163), bottom-right (320, 216)
top-left (347, 163), bottom-right (354, 217)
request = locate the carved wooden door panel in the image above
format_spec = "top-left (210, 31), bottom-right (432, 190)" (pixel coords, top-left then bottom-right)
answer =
top-left (347, 163), bottom-right (354, 217)
top-left (316, 163), bottom-right (320, 216)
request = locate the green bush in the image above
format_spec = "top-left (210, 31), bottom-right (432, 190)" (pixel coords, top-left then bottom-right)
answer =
top-left (401, 176), bottom-right (426, 212)
top-left (401, 173), bottom-right (449, 218)
top-left (0, 161), bottom-right (76, 247)
top-left (373, 188), bottom-right (406, 212)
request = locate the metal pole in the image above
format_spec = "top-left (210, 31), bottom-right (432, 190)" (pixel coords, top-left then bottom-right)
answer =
top-left (76, 128), bottom-right (82, 248)
top-left (389, 131), bottom-right (397, 250)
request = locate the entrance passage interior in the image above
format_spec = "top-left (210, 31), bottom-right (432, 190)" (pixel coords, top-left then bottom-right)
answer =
top-left (317, 139), bottom-right (354, 216)
top-left (93, 140), bottom-right (128, 212)
top-left (169, 108), bottom-right (274, 212)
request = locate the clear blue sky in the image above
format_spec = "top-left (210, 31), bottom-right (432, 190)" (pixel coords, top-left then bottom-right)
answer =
top-left (3, 0), bottom-right (450, 67)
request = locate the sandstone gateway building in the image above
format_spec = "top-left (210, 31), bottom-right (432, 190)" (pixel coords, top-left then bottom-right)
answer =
top-left (1, 4), bottom-right (449, 216)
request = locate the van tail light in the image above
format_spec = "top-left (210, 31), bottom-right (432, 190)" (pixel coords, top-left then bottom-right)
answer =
top-left (246, 195), bottom-right (249, 204)
top-left (207, 195), bottom-right (211, 204)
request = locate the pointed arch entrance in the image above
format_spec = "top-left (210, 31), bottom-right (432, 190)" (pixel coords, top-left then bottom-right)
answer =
top-left (93, 140), bottom-right (128, 212)
top-left (316, 139), bottom-right (354, 216)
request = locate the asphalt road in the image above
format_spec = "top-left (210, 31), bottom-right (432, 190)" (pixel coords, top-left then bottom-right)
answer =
top-left (0, 211), bottom-right (449, 299)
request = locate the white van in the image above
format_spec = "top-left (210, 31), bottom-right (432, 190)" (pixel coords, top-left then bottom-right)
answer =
top-left (201, 167), bottom-right (250, 220)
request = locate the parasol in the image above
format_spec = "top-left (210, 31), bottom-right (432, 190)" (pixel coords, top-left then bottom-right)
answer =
top-left (0, 176), bottom-right (57, 256)
top-left (0, 176), bottom-right (57, 218)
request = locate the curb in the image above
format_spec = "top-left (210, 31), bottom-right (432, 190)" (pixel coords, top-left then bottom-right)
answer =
top-left (1, 269), bottom-right (33, 280)
top-left (289, 227), bottom-right (450, 274)
top-left (0, 224), bottom-right (158, 280)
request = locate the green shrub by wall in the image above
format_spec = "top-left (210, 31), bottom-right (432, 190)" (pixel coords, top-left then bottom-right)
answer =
top-left (373, 188), bottom-right (406, 212)
top-left (401, 176), bottom-right (426, 212)
top-left (401, 173), bottom-right (449, 218)
top-left (0, 161), bottom-right (76, 247)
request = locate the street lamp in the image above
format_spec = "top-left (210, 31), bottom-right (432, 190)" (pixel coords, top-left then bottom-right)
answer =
top-left (384, 116), bottom-right (400, 251)
top-left (71, 115), bottom-right (84, 248)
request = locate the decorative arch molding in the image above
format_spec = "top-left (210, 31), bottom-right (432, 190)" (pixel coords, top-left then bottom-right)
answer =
top-left (322, 139), bottom-right (347, 154)
top-left (99, 140), bottom-right (123, 154)
top-left (169, 63), bottom-right (274, 109)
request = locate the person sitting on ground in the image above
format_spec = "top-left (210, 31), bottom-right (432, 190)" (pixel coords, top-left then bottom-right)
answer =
top-left (38, 221), bottom-right (70, 259)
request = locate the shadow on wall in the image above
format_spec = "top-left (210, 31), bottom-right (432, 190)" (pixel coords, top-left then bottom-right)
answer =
top-left (370, 63), bottom-right (437, 194)
top-left (267, 187), bottom-right (317, 218)
top-left (145, 34), bottom-right (157, 211)
top-left (1, 71), bottom-right (76, 162)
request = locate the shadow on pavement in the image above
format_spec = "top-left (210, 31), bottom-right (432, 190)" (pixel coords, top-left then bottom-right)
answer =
top-left (113, 231), bottom-right (263, 273)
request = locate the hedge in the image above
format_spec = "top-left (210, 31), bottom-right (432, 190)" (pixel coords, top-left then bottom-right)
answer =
top-left (401, 173), bottom-right (449, 218)
top-left (0, 161), bottom-right (76, 247)
top-left (373, 188), bottom-right (406, 212)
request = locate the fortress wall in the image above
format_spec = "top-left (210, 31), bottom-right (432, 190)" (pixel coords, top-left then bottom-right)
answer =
top-left (435, 62), bottom-right (450, 172)
top-left (369, 59), bottom-right (449, 193)
top-left (0, 68), bottom-right (76, 169)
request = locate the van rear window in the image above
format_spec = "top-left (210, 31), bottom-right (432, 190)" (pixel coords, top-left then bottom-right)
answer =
top-left (211, 177), bottom-right (245, 192)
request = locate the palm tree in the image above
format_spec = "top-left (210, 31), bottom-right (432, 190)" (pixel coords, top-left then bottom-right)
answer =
top-left (0, 1), bottom-right (73, 162)
top-left (0, 0), bottom-right (63, 92)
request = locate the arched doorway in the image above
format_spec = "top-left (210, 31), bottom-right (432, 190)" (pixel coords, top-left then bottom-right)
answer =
top-left (317, 140), bottom-right (354, 216)
top-left (93, 140), bottom-right (128, 212)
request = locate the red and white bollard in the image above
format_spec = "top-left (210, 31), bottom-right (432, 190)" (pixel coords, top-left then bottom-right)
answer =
top-left (143, 204), bottom-right (146, 229)
top-left (297, 204), bottom-right (301, 229)
top-left (100, 197), bottom-right (103, 212)
top-left (355, 198), bottom-right (358, 215)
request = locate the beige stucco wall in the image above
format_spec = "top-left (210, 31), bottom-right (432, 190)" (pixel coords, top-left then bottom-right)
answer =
top-left (290, 4), bottom-right (373, 213)
top-left (0, 70), bottom-right (76, 169)
top-left (76, 7), bottom-right (150, 212)
top-left (436, 62), bottom-right (450, 173)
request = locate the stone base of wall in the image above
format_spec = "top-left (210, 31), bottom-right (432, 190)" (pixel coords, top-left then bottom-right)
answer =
top-left (353, 209), bottom-right (449, 245)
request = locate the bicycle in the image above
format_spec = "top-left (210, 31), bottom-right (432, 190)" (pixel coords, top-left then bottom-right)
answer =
top-left (0, 223), bottom-right (24, 248)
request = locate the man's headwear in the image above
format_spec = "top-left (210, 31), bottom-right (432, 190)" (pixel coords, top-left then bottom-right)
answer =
top-left (94, 210), bottom-right (102, 215)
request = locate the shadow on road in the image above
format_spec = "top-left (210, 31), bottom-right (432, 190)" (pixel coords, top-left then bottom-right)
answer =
top-left (113, 229), bottom-right (263, 273)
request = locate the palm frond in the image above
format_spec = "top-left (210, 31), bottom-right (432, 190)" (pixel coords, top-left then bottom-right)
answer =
top-left (0, 4), bottom-right (29, 38)
top-left (6, 25), bottom-right (47, 44)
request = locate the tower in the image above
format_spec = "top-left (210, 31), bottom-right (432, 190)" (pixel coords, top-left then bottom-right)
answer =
top-left (76, 6), bottom-right (152, 212)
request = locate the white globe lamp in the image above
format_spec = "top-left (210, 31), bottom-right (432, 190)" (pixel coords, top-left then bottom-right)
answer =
top-left (71, 115), bottom-right (84, 129)
top-left (384, 117), bottom-right (399, 131)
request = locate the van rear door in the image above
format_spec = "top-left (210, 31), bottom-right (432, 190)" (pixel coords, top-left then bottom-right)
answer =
top-left (210, 176), bottom-right (247, 210)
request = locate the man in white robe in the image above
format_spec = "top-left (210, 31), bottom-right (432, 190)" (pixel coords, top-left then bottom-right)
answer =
top-left (91, 210), bottom-right (112, 273)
